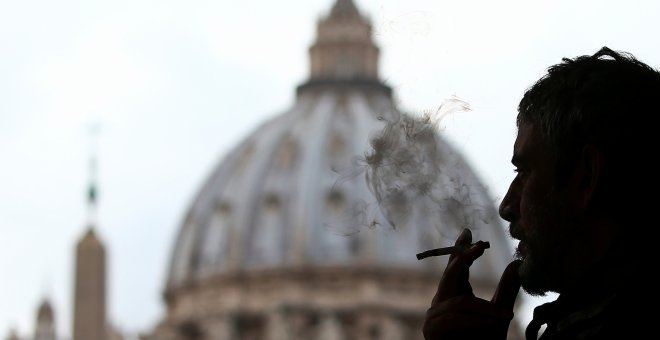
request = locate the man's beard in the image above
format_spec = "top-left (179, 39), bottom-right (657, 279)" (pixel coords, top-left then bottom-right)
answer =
top-left (513, 189), bottom-right (573, 296)
top-left (515, 245), bottom-right (556, 296)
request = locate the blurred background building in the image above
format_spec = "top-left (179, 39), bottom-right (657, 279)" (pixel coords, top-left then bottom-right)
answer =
top-left (6, 1), bottom-right (522, 339)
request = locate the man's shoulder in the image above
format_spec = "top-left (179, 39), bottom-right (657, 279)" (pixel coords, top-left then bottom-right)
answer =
top-left (543, 292), bottom-right (645, 339)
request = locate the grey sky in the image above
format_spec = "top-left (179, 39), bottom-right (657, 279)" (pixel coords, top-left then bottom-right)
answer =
top-left (2, 0), bottom-right (658, 337)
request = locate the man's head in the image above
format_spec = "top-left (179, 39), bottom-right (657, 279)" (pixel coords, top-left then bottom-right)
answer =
top-left (517, 47), bottom-right (660, 192)
top-left (499, 47), bottom-right (660, 295)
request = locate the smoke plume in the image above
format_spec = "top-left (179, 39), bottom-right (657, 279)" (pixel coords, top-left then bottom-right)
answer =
top-left (329, 95), bottom-right (492, 240)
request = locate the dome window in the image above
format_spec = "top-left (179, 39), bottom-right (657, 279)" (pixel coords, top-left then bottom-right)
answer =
top-left (199, 202), bottom-right (231, 272)
top-left (273, 136), bottom-right (298, 170)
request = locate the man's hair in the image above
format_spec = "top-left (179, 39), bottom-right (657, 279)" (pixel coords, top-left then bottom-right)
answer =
top-left (517, 46), bottom-right (660, 219)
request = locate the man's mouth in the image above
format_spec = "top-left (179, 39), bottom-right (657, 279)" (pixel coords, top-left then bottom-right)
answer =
top-left (516, 241), bottom-right (528, 258)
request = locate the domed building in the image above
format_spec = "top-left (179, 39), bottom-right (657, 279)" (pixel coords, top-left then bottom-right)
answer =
top-left (147, 0), bottom-right (522, 339)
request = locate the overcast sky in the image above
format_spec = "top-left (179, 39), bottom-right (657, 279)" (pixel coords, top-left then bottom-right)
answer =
top-left (2, 0), bottom-right (659, 338)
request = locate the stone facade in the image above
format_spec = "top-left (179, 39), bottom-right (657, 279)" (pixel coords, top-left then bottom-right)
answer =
top-left (149, 267), bottom-right (435, 339)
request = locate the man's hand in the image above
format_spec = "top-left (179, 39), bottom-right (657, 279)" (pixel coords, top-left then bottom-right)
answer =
top-left (423, 228), bottom-right (522, 339)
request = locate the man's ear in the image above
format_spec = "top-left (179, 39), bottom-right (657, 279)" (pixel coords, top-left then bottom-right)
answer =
top-left (574, 144), bottom-right (603, 210)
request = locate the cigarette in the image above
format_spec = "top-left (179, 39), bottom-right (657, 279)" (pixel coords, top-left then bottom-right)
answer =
top-left (416, 241), bottom-right (490, 260)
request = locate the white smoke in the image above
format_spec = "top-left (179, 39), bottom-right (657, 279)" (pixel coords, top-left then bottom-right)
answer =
top-left (330, 95), bottom-right (491, 239)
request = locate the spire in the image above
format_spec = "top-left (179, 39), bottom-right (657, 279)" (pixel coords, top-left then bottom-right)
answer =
top-left (73, 225), bottom-right (107, 340)
top-left (34, 298), bottom-right (56, 340)
top-left (72, 224), bottom-right (107, 340)
top-left (36, 299), bottom-right (54, 322)
top-left (73, 122), bottom-right (107, 340)
top-left (87, 123), bottom-right (100, 229)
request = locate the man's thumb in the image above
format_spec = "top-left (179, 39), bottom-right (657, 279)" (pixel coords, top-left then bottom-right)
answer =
top-left (491, 260), bottom-right (522, 311)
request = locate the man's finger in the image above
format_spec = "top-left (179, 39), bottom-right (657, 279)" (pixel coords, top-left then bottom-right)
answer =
top-left (433, 241), bottom-right (489, 304)
top-left (491, 260), bottom-right (522, 310)
top-left (456, 228), bottom-right (473, 245)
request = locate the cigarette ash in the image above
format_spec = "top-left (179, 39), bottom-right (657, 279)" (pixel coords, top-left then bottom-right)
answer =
top-left (326, 96), bottom-right (493, 241)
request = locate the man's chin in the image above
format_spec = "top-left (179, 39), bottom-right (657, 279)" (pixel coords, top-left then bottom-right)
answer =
top-left (518, 256), bottom-right (552, 296)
